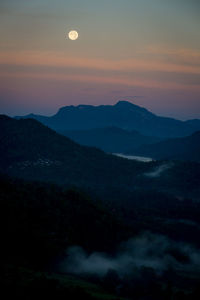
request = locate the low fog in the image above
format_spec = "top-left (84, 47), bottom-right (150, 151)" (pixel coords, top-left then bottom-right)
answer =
top-left (59, 232), bottom-right (200, 279)
top-left (144, 163), bottom-right (174, 178)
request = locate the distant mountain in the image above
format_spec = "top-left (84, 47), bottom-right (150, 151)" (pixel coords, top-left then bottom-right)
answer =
top-left (16, 101), bottom-right (200, 138)
top-left (59, 127), bottom-right (161, 154)
top-left (128, 131), bottom-right (200, 162)
top-left (185, 119), bottom-right (200, 130)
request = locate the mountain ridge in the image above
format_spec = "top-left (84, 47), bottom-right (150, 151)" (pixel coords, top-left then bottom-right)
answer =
top-left (16, 101), bottom-right (200, 138)
top-left (128, 130), bottom-right (200, 162)
top-left (59, 126), bottom-right (161, 154)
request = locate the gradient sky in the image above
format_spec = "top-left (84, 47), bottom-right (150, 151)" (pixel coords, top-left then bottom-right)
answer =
top-left (0, 0), bottom-right (200, 119)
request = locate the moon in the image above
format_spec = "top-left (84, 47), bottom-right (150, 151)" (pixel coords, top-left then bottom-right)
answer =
top-left (68, 30), bottom-right (79, 41)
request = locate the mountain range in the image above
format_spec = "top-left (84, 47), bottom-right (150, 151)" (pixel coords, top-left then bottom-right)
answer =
top-left (16, 101), bottom-right (200, 138)
top-left (59, 127), bottom-right (161, 154)
top-left (128, 131), bottom-right (200, 162)
top-left (1, 115), bottom-right (200, 201)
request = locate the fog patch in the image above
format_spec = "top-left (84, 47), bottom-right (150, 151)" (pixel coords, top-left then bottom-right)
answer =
top-left (144, 163), bottom-right (173, 178)
top-left (59, 232), bottom-right (200, 278)
top-left (62, 247), bottom-right (118, 276)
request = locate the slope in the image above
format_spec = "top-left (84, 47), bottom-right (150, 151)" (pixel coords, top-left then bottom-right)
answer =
top-left (59, 126), bottom-right (161, 153)
top-left (128, 131), bottom-right (200, 162)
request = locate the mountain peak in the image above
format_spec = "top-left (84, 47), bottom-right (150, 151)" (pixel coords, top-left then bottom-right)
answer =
top-left (115, 100), bottom-right (135, 107)
top-left (115, 100), bottom-right (148, 112)
top-left (57, 105), bottom-right (75, 114)
top-left (114, 100), bottom-right (142, 109)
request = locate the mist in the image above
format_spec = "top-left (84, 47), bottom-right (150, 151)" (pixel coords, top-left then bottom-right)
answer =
top-left (59, 232), bottom-right (200, 279)
top-left (144, 163), bottom-right (173, 178)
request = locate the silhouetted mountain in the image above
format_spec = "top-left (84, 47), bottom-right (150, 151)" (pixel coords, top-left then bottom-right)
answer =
top-left (59, 127), bottom-right (161, 153)
top-left (128, 131), bottom-right (200, 162)
top-left (16, 101), bottom-right (200, 138)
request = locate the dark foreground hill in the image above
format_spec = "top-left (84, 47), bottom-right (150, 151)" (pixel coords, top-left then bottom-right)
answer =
top-left (59, 126), bottom-right (161, 154)
top-left (0, 176), bottom-right (129, 300)
top-left (128, 131), bottom-right (200, 162)
top-left (16, 101), bottom-right (200, 138)
top-left (1, 116), bottom-right (200, 299)
top-left (0, 175), bottom-right (128, 263)
top-left (2, 172), bottom-right (200, 299)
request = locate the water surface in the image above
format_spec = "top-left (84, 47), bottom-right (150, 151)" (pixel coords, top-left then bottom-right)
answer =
top-left (113, 153), bottom-right (153, 162)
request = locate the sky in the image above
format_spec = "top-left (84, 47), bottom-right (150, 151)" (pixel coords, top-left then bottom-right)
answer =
top-left (0, 0), bottom-right (200, 119)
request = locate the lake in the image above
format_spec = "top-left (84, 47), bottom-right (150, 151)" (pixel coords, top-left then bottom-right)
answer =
top-left (112, 153), bottom-right (153, 162)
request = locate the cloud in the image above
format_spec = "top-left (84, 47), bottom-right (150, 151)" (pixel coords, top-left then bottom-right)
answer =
top-left (1, 49), bottom-right (200, 94)
top-left (1, 50), bottom-right (200, 74)
top-left (145, 46), bottom-right (200, 67)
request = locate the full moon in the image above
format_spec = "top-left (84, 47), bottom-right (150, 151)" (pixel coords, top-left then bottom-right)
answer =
top-left (68, 30), bottom-right (79, 41)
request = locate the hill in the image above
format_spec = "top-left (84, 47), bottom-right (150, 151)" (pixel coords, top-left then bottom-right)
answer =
top-left (1, 116), bottom-right (200, 299)
top-left (0, 175), bottom-right (129, 299)
top-left (128, 131), bottom-right (200, 162)
top-left (3, 176), bottom-right (200, 299)
top-left (1, 115), bottom-right (200, 202)
top-left (16, 101), bottom-right (200, 138)
top-left (0, 114), bottom-right (150, 188)
top-left (59, 126), bottom-right (161, 154)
